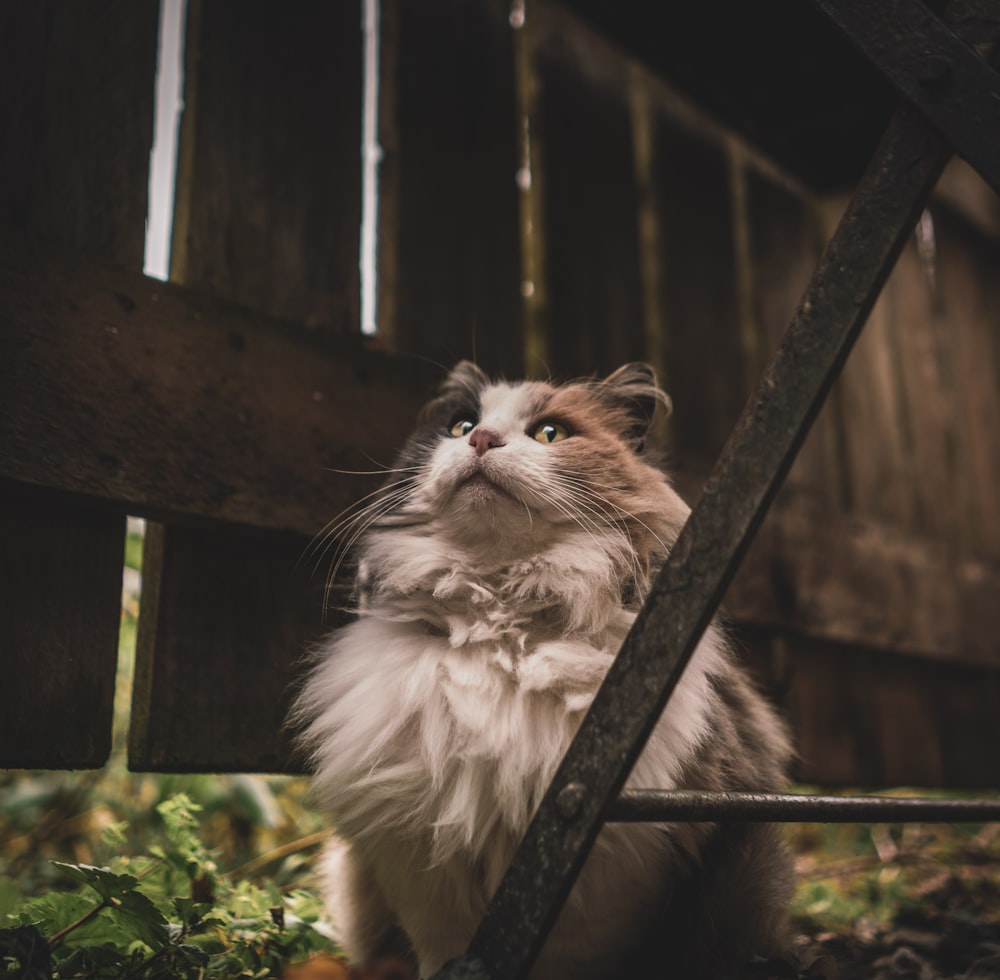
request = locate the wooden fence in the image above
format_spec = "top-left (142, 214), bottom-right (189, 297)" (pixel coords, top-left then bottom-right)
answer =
top-left (2, 0), bottom-right (999, 785)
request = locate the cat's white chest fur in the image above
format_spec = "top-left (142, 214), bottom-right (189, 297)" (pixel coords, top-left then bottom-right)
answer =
top-left (299, 547), bottom-right (727, 977)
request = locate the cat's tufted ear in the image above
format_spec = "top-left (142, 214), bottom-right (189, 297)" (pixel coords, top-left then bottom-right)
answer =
top-left (437, 360), bottom-right (490, 400)
top-left (601, 362), bottom-right (672, 450)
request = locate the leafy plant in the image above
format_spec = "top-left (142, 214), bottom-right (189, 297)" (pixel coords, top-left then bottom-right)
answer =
top-left (2, 795), bottom-right (337, 979)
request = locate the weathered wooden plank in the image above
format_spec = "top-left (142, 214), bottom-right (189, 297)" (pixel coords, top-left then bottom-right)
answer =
top-left (532, 4), bottom-right (646, 379)
top-left (378, 0), bottom-right (523, 376)
top-left (170, 0), bottom-right (363, 331)
top-left (728, 501), bottom-right (1000, 670)
top-left (0, 239), bottom-right (438, 536)
top-left (883, 213), bottom-right (965, 543)
top-left (934, 207), bottom-right (1000, 556)
top-left (0, 0), bottom-right (158, 768)
top-left (130, 523), bottom-right (330, 772)
top-left (0, 495), bottom-right (125, 768)
top-left (740, 630), bottom-right (1000, 788)
top-left (647, 112), bottom-right (744, 488)
top-left (0, 1), bottom-right (157, 263)
top-left (743, 167), bottom-right (846, 512)
top-left (820, 196), bottom-right (920, 528)
top-left (131, 0), bottom-right (373, 771)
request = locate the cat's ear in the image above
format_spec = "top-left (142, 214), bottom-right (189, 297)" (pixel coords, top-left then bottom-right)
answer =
top-left (437, 360), bottom-right (489, 400)
top-left (601, 362), bottom-right (672, 450)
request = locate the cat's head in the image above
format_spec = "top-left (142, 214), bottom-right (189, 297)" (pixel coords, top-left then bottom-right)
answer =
top-left (383, 361), bottom-right (684, 558)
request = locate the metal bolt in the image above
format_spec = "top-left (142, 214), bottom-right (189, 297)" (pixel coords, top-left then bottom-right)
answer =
top-left (918, 54), bottom-right (953, 94)
top-left (555, 781), bottom-right (587, 820)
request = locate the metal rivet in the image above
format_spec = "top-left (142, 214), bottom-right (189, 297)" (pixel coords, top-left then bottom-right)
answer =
top-left (555, 781), bottom-right (587, 820)
top-left (918, 55), bottom-right (953, 94)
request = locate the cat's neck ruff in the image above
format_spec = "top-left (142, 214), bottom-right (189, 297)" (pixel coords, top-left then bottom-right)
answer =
top-left (299, 513), bottom-right (728, 866)
top-left (361, 518), bottom-right (643, 640)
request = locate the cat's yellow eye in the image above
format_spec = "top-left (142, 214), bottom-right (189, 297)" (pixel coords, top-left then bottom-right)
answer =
top-left (449, 419), bottom-right (476, 438)
top-left (531, 421), bottom-right (569, 444)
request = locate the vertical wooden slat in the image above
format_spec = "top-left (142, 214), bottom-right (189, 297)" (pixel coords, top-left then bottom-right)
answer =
top-left (377, 0), bottom-right (523, 377)
top-left (130, 524), bottom-right (324, 772)
top-left (742, 167), bottom-right (846, 511)
top-left (752, 632), bottom-right (1000, 788)
top-left (533, 5), bottom-right (645, 380)
top-left (130, 0), bottom-right (363, 771)
top-left (821, 197), bottom-right (921, 529)
top-left (934, 208), bottom-right (1000, 556)
top-left (647, 114), bottom-right (744, 495)
top-left (880, 213), bottom-right (964, 543)
top-left (0, 1), bottom-right (158, 767)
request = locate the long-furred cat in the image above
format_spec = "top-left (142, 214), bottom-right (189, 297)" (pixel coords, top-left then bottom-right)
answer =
top-left (292, 362), bottom-right (793, 979)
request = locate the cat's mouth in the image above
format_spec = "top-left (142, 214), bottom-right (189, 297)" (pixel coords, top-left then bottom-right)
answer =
top-left (455, 466), bottom-right (519, 502)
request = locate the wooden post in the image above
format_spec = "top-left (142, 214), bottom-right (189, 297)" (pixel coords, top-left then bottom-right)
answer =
top-left (0, 1), bottom-right (159, 767)
top-left (130, 0), bottom-right (364, 771)
top-left (377, 0), bottom-right (524, 377)
top-left (532, 6), bottom-right (646, 379)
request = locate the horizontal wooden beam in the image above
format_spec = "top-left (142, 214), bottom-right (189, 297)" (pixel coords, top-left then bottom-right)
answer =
top-left (4, 236), bottom-right (997, 673)
top-left (728, 498), bottom-right (1000, 670)
top-left (0, 237), bottom-right (441, 536)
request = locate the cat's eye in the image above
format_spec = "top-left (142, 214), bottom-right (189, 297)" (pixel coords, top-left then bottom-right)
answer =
top-left (449, 419), bottom-right (476, 438)
top-left (531, 421), bottom-right (570, 444)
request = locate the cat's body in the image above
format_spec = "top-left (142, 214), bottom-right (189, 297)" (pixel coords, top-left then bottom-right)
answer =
top-left (293, 363), bottom-right (793, 979)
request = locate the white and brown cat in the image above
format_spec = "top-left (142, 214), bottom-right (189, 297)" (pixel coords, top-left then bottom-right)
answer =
top-left (292, 362), bottom-right (793, 979)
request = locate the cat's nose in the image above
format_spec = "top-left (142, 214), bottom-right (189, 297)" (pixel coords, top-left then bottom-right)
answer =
top-left (468, 426), bottom-right (505, 456)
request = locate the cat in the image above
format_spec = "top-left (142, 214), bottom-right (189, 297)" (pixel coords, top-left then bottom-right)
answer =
top-left (292, 361), bottom-right (794, 979)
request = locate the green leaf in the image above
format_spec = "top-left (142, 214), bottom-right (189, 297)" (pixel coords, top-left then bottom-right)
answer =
top-left (11, 893), bottom-right (96, 935)
top-left (114, 888), bottom-right (170, 951)
top-left (52, 862), bottom-right (139, 901)
top-left (50, 862), bottom-right (169, 951)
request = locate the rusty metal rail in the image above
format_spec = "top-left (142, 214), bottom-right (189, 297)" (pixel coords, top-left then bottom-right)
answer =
top-left (431, 2), bottom-right (1000, 977)
top-left (609, 791), bottom-right (1000, 824)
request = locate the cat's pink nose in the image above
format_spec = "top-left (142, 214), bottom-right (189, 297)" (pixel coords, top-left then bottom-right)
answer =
top-left (469, 426), bottom-right (505, 456)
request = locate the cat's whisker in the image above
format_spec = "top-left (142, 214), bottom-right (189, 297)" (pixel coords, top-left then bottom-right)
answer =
top-left (304, 477), bottom-right (417, 568)
top-left (522, 484), bottom-right (611, 556)
top-left (555, 474), bottom-right (671, 554)
top-left (319, 484), bottom-right (416, 576)
top-left (308, 481), bottom-right (419, 612)
top-left (547, 479), bottom-right (652, 588)
top-left (321, 491), bottom-right (416, 617)
top-left (320, 464), bottom-right (422, 477)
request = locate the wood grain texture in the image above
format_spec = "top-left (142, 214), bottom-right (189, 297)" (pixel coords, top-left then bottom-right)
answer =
top-left (728, 501), bottom-right (1000, 670)
top-left (648, 111), bottom-right (744, 487)
top-left (934, 208), bottom-right (1000, 556)
top-left (170, 0), bottom-right (362, 331)
top-left (0, 239), bottom-right (439, 535)
top-left (0, 1), bottom-right (158, 261)
top-left (743, 167), bottom-right (846, 512)
top-left (377, 0), bottom-right (523, 376)
top-left (741, 630), bottom-right (1000, 788)
top-left (133, 0), bottom-right (375, 771)
top-left (533, 5), bottom-right (646, 379)
top-left (0, 0), bottom-right (158, 768)
top-left (0, 496), bottom-right (125, 768)
top-left (130, 523), bottom-right (334, 772)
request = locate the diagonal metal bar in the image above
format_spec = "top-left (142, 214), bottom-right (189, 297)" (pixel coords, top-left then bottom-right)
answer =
top-left (813, 0), bottom-right (1000, 196)
top-left (431, 82), bottom-right (956, 980)
top-left (609, 791), bottom-right (1000, 824)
